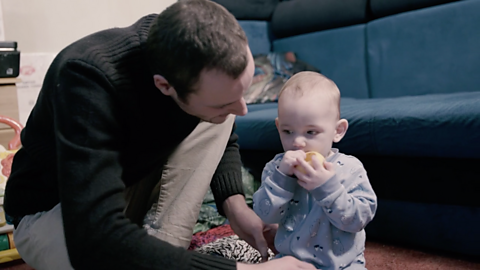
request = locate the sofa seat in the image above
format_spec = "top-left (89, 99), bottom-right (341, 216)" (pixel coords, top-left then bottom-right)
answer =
top-left (237, 91), bottom-right (480, 159)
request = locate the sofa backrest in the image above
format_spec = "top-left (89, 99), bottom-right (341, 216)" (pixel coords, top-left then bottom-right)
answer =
top-left (238, 20), bottom-right (370, 99)
top-left (273, 25), bottom-right (370, 99)
top-left (234, 0), bottom-right (459, 39)
top-left (369, 0), bottom-right (459, 19)
top-left (271, 0), bottom-right (368, 39)
top-left (238, 21), bottom-right (273, 56)
top-left (367, 0), bottom-right (480, 98)
top-left (239, 0), bottom-right (480, 99)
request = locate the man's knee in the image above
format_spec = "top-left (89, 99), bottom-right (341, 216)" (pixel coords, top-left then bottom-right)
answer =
top-left (14, 204), bottom-right (74, 270)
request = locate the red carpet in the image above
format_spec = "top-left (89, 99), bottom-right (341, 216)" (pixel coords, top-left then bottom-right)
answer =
top-left (365, 241), bottom-right (480, 270)
top-left (2, 240), bottom-right (479, 269)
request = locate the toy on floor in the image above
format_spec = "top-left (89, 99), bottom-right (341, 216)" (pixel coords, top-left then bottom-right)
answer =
top-left (0, 115), bottom-right (23, 264)
top-left (295, 151), bottom-right (325, 174)
top-left (1, 115), bottom-right (23, 201)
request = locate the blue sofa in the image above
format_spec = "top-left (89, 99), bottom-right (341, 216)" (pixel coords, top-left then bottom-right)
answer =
top-left (233, 0), bottom-right (480, 257)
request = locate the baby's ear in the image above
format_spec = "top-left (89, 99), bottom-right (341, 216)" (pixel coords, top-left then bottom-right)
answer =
top-left (333, 119), bottom-right (349, 143)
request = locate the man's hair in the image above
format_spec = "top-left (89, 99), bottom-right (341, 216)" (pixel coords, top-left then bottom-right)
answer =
top-left (146, 0), bottom-right (249, 102)
top-left (278, 71), bottom-right (341, 119)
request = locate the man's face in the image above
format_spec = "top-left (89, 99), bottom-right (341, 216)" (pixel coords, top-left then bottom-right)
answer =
top-left (173, 46), bottom-right (255, 124)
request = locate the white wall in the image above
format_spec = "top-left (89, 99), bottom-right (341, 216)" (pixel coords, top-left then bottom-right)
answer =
top-left (1, 0), bottom-right (176, 53)
top-left (0, 0), bottom-right (176, 125)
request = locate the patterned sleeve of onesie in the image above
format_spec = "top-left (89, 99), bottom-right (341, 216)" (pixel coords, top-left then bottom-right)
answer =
top-left (253, 153), bottom-right (298, 224)
top-left (310, 154), bottom-right (378, 233)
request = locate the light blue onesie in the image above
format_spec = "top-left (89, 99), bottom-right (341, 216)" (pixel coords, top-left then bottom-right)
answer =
top-left (253, 149), bottom-right (377, 270)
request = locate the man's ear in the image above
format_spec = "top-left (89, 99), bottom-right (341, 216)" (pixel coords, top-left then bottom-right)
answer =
top-left (153, 74), bottom-right (176, 96)
top-left (333, 119), bottom-right (349, 143)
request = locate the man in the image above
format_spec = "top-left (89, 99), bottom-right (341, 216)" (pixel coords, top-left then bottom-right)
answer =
top-left (4, 0), bottom-right (316, 269)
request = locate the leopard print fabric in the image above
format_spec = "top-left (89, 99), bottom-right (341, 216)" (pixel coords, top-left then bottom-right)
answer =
top-left (194, 235), bottom-right (275, 264)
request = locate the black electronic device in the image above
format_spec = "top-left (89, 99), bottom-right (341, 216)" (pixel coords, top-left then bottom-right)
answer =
top-left (0, 41), bottom-right (20, 78)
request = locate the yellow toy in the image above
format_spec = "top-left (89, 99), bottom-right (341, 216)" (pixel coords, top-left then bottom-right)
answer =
top-left (0, 248), bottom-right (21, 263)
top-left (295, 151), bottom-right (325, 174)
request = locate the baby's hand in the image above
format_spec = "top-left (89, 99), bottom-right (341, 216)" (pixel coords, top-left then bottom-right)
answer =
top-left (278, 150), bottom-right (306, 176)
top-left (293, 155), bottom-right (335, 190)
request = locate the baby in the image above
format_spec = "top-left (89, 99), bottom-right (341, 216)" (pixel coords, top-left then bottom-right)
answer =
top-left (253, 71), bottom-right (377, 270)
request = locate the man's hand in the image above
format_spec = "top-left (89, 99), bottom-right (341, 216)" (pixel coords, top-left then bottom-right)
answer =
top-left (262, 223), bottom-right (279, 255)
top-left (293, 156), bottom-right (335, 191)
top-left (223, 195), bottom-right (277, 261)
top-left (237, 256), bottom-right (316, 270)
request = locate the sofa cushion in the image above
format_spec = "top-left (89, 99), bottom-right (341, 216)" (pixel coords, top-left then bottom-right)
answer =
top-left (271, 0), bottom-right (368, 38)
top-left (244, 52), bottom-right (320, 104)
top-left (238, 21), bottom-right (273, 56)
top-left (369, 0), bottom-right (459, 19)
top-left (236, 105), bottom-right (280, 151)
top-left (245, 102), bottom-right (278, 113)
top-left (212, 0), bottom-right (279, 20)
top-left (273, 24), bottom-right (369, 99)
top-left (236, 92), bottom-right (480, 159)
top-left (340, 92), bottom-right (480, 158)
top-left (367, 0), bottom-right (480, 98)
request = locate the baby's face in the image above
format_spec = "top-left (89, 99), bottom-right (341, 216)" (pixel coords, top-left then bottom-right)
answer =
top-left (276, 92), bottom-right (339, 158)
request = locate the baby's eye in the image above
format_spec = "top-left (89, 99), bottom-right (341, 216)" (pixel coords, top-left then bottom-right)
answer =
top-left (307, 130), bottom-right (318, 135)
top-left (282, 130), bottom-right (293, 135)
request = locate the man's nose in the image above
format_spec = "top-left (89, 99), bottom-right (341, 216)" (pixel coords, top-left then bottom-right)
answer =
top-left (229, 98), bottom-right (248, 116)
